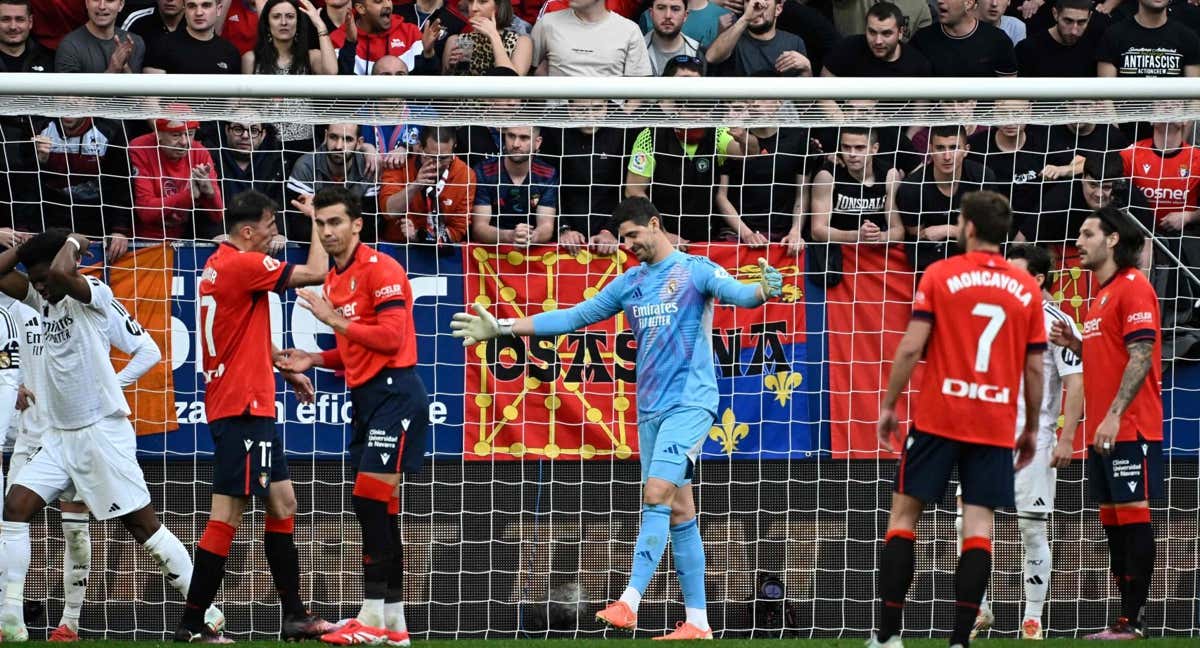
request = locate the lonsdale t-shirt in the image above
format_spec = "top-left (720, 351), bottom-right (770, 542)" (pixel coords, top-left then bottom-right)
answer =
top-left (1097, 16), bottom-right (1200, 77)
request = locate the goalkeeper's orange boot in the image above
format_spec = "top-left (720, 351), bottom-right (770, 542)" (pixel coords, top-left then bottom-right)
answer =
top-left (48, 624), bottom-right (79, 642)
top-left (595, 601), bottom-right (637, 630)
top-left (653, 621), bottom-right (714, 640)
top-left (320, 619), bottom-right (389, 645)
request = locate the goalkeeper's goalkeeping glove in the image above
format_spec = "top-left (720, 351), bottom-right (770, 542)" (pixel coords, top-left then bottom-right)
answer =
top-left (758, 257), bottom-right (783, 299)
top-left (450, 304), bottom-right (515, 346)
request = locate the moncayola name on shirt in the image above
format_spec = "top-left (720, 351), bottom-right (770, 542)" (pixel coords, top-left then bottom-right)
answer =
top-left (946, 270), bottom-right (1033, 306)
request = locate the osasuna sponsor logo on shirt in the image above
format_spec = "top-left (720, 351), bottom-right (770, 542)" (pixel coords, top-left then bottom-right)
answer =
top-left (337, 302), bottom-right (359, 319)
top-left (1127, 311), bottom-right (1154, 325)
top-left (1082, 317), bottom-right (1102, 336)
top-left (1138, 185), bottom-right (1189, 203)
top-left (941, 378), bottom-right (1011, 404)
top-left (374, 283), bottom-right (405, 300)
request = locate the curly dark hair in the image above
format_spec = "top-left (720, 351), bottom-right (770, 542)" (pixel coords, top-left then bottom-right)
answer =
top-left (17, 229), bottom-right (71, 269)
top-left (253, 0), bottom-right (313, 75)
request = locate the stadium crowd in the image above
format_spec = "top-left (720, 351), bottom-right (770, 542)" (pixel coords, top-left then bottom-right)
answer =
top-left (1, 0), bottom-right (1199, 338)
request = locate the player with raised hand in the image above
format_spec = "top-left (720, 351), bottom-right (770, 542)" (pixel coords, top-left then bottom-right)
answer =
top-left (0, 231), bottom-right (222, 642)
top-left (174, 190), bottom-right (336, 643)
top-left (1048, 206), bottom-right (1162, 640)
top-left (274, 187), bottom-right (430, 647)
top-left (450, 197), bottom-right (784, 640)
top-left (871, 191), bottom-right (1047, 648)
top-left (960, 243), bottom-right (1085, 641)
top-left (1, 284), bottom-right (165, 642)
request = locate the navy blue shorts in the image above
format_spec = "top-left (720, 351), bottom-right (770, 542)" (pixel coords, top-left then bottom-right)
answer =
top-left (895, 428), bottom-right (1014, 509)
top-left (1087, 439), bottom-right (1164, 504)
top-left (349, 367), bottom-right (430, 475)
top-left (210, 414), bottom-right (289, 498)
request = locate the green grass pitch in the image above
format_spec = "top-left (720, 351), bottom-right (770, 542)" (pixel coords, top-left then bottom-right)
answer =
top-left (14, 640), bottom-right (1199, 647)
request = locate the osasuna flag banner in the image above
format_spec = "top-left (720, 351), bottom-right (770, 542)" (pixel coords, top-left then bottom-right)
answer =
top-left (84, 244), bottom-right (179, 436)
top-left (826, 243), bottom-right (916, 459)
top-left (463, 244), bottom-right (820, 461)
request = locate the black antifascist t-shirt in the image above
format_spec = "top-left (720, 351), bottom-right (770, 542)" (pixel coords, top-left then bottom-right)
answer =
top-left (896, 159), bottom-right (995, 270)
top-left (144, 29), bottom-right (240, 74)
top-left (967, 127), bottom-right (1052, 236)
top-left (1016, 19), bottom-right (1108, 77)
top-left (909, 21), bottom-right (1017, 76)
top-left (1097, 16), bottom-right (1200, 76)
top-left (824, 35), bottom-right (932, 77)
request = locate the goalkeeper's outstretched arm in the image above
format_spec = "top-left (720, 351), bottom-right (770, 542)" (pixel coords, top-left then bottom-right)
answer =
top-left (451, 275), bottom-right (627, 346)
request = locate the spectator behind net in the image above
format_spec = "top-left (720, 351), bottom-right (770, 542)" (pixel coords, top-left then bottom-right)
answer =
top-left (30, 114), bottom-right (134, 262)
top-left (285, 123), bottom-right (379, 242)
top-left (216, 120), bottom-right (288, 250)
top-left (471, 125), bottom-right (559, 245)
top-left (128, 115), bottom-right (225, 240)
top-left (715, 96), bottom-right (808, 252)
top-left (379, 126), bottom-right (477, 245)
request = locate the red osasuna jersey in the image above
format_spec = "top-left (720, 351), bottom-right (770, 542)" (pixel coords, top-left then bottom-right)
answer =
top-left (911, 251), bottom-right (1048, 447)
top-left (1120, 139), bottom-right (1200, 220)
top-left (199, 243), bottom-right (295, 422)
top-left (324, 243), bottom-right (418, 387)
top-left (1081, 268), bottom-right (1163, 442)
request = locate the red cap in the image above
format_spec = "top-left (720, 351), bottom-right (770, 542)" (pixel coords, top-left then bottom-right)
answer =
top-left (154, 118), bottom-right (199, 133)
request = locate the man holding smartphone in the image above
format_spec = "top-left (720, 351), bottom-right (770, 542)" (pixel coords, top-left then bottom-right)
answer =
top-left (379, 127), bottom-right (476, 244)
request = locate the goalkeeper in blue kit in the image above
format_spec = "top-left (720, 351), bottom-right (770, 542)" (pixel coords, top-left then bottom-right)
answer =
top-left (452, 197), bottom-right (783, 640)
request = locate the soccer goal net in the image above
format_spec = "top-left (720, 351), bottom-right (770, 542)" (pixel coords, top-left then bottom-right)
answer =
top-left (0, 75), bottom-right (1196, 640)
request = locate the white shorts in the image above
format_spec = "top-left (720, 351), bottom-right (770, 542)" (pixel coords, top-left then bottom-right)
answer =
top-left (1014, 442), bottom-right (1056, 513)
top-left (8, 435), bottom-right (85, 504)
top-left (14, 415), bottom-right (150, 520)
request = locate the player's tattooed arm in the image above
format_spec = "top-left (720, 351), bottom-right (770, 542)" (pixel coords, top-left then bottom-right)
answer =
top-left (1109, 339), bottom-right (1154, 416)
top-left (49, 234), bottom-right (93, 303)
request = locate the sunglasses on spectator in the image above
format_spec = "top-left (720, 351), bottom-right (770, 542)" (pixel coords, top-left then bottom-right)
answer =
top-left (671, 55), bottom-right (703, 66)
